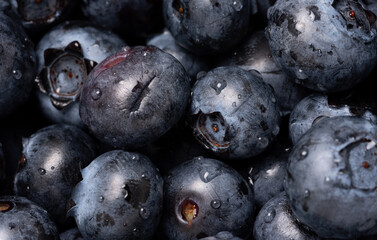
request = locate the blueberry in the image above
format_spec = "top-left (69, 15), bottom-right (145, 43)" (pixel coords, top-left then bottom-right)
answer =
top-left (161, 157), bottom-right (254, 239)
top-left (60, 228), bottom-right (83, 240)
top-left (0, 10), bottom-right (36, 119)
top-left (9, 0), bottom-right (76, 33)
top-left (81, 0), bottom-right (163, 39)
top-left (285, 116), bottom-right (377, 238)
top-left (163, 0), bottom-right (252, 55)
top-left (218, 30), bottom-right (311, 116)
top-left (147, 29), bottom-right (209, 79)
top-left (253, 192), bottom-right (320, 240)
top-left (35, 21), bottom-right (126, 127)
top-left (190, 66), bottom-right (281, 159)
top-left (69, 150), bottom-right (163, 240)
top-left (79, 46), bottom-right (191, 149)
top-left (266, 0), bottom-right (377, 92)
top-left (13, 124), bottom-right (97, 227)
top-left (289, 92), bottom-right (377, 145)
top-left (248, 143), bottom-right (288, 209)
top-left (0, 196), bottom-right (59, 239)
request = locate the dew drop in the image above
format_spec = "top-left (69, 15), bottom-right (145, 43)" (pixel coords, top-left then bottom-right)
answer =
top-left (299, 149), bottom-right (308, 159)
top-left (264, 208), bottom-right (276, 223)
top-left (50, 166), bottom-right (55, 170)
top-left (124, 191), bottom-right (129, 201)
top-left (199, 169), bottom-right (219, 183)
top-left (217, 83), bottom-right (222, 88)
top-left (38, 168), bottom-right (46, 175)
top-left (210, 200), bottom-right (222, 209)
top-left (248, 167), bottom-right (253, 176)
top-left (12, 70), bottom-right (22, 80)
top-left (232, 102), bottom-right (237, 107)
top-left (324, 176), bottom-right (331, 182)
top-left (139, 208), bottom-right (150, 219)
top-left (248, 176), bottom-right (254, 185)
top-left (232, 0), bottom-right (243, 11)
top-left (98, 196), bottom-right (104, 202)
top-left (133, 228), bottom-right (138, 236)
top-left (304, 189), bottom-right (310, 198)
top-left (26, 186), bottom-right (30, 191)
top-left (203, 171), bottom-right (209, 182)
top-left (91, 88), bottom-right (102, 100)
top-left (132, 155), bottom-right (136, 160)
top-left (143, 52), bottom-right (147, 56)
top-left (238, 94), bottom-right (242, 99)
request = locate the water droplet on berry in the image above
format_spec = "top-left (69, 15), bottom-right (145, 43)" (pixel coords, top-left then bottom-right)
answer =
top-left (91, 88), bottom-right (102, 100)
top-left (210, 200), bottom-right (222, 209)
top-left (12, 70), bottom-right (22, 80)
top-left (232, 102), bottom-right (237, 107)
top-left (139, 208), bottom-right (150, 219)
top-left (238, 94), bottom-right (242, 99)
top-left (38, 168), bottom-right (46, 175)
top-left (299, 149), bottom-right (308, 159)
top-left (232, 1), bottom-right (243, 11)
top-left (324, 176), bottom-right (331, 182)
top-left (264, 208), bottom-right (276, 223)
top-left (98, 196), bottom-right (104, 202)
top-left (304, 189), bottom-right (310, 198)
top-left (248, 176), bottom-right (254, 185)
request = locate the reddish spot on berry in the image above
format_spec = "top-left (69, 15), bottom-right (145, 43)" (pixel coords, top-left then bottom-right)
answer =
top-left (362, 161), bottom-right (370, 169)
top-left (349, 11), bottom-right (356, 19)
top-left (68, 72), bottom-right (73, 78)
top-left (103, 56), bottom-right (126, 69)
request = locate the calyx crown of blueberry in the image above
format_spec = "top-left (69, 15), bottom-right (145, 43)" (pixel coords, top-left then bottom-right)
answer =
top-left (35, 41), bottom-right (97, 109)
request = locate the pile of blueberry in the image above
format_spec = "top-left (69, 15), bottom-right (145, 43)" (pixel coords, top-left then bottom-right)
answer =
top-left (1, 0), bottom-right (377, 239)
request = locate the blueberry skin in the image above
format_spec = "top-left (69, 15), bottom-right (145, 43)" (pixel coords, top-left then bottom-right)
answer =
top-left (9, 0), bottom-right (76, 33)
top-left (60, 228), bottom-right (83, 240)
top-left (249, 143), bottom-right (288, 209)
top-left (13, 124), bottom-right (97, 227)
top-left (218, 31), bottom-right (312, 116)
top-left (0, 196), bottom-right (60, 240)
top-left (35, 21), bottom-right (126, 127)
top-left (79, 46), bottom-right (191, 149)
top-left (147, 29), bottom-right (209, 79)
top-left (81, 0), bottom-right (162, 38)
top-left (161, 157), bottom-right (254, 239)
top-left (190, 66), bottom-right (281, 159)
top-left (285, 116), bottom-right (377, 239)
top-left (0, 11), bottom-right (36, 119)
top-left (163, 0), bottom-right (251, 55)
top-left (253, 192), bottom-right (320, 240)
top-left (70, 150), bottom-right (163, 240)
top-left (289, 93), bottom-right (377, 145)
top-left (199, 231), bottom-right (243, 240)
top-left (266, 0), bottom-right (377, 92)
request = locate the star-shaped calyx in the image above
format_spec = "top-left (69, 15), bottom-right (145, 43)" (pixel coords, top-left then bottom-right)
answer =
top-left (36, 41), bottom-right (97, 109)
